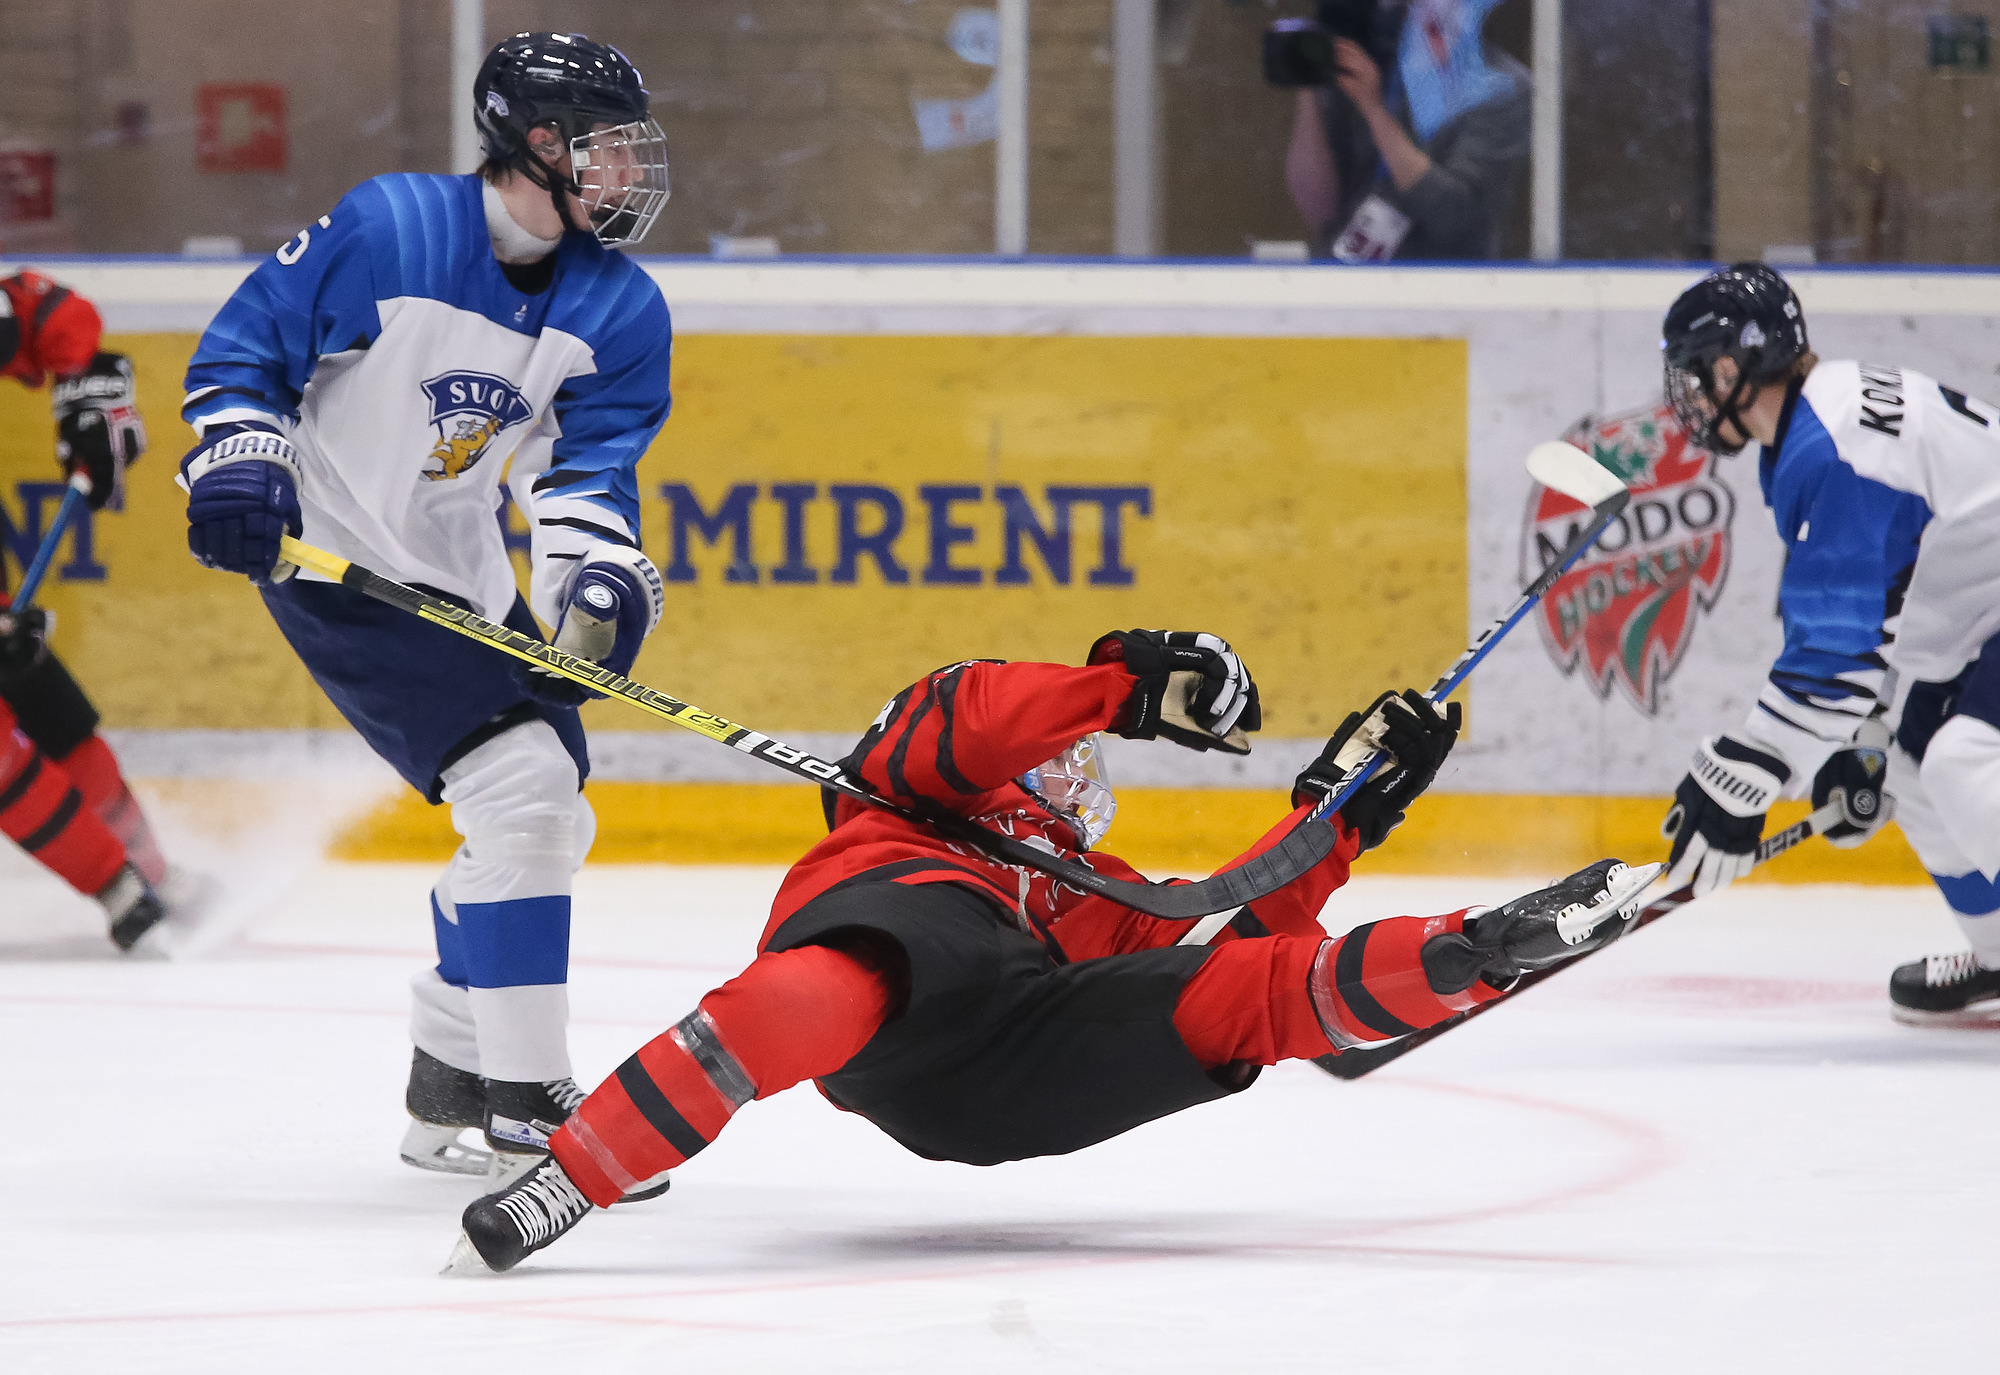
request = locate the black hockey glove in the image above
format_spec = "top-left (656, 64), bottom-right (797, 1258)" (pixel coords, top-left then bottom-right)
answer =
top-left (1661, 734), bottom-right (1784, 897)
top-left (1421, 859), bottom-right (1657, 994)
top-left (1088, 629), bottom-right (1261, 755)
top-left (53, 352), bottom-right (145, 512)
top-left (1811, 719), bottom-right (1893, 849)
top-left (0, 606), bottom-right (52, 687)
top-left (1295, 689), bottom-right (1460, 852)
top-left (1897, 674), bottom-right (1966, 763)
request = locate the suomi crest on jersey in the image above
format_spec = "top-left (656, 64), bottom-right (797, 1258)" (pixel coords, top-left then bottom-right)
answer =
top-left (1523, 398), bottom-right (1737, 715)
top-left (419, 371), bottom-right (534, 482)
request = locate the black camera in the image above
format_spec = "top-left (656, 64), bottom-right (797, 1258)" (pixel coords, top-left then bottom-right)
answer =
top-left (1263, 2), bottom-right (1380, 89)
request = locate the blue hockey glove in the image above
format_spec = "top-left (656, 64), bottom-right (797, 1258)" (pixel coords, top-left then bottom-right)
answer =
top-left (519, 549), bottom-right (665, 707)
top-left (182, 423), bottom-right (302, 586)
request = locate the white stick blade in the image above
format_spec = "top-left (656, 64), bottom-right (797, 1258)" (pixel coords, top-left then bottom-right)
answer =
top-left (1526, 440), bottom-right (1626, 507)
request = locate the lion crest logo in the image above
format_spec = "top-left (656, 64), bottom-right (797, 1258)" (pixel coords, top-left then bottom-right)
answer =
top-left (1524, 397), bottom-right (1737, 715)
top-left (418, 371), bottom-right (533, 482)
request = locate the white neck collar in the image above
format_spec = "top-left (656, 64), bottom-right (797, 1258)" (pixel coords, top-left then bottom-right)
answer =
top-left (482, 180), bottom-right (560, 265)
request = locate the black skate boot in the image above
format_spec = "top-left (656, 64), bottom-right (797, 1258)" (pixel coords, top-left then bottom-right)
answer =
top-left (484, 1077), bottom-right (588, 1187)
top-left (399, 1049), bottom-right (492, 1176)
top-left (1889, 951), bottom-right (2000, 1027)
top-left (1422, 859), bottom-right (1660, 994)
top-left (97, 863), bottom-right (166, 952)
top-left (446, 1155), bottom-right (596, 1275)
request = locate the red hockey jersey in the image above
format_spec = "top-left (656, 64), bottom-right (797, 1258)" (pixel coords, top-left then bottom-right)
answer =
top-left (1, 271), bottom-right (103, 389)
top-left (761, 658), bottom-right (1361, 957)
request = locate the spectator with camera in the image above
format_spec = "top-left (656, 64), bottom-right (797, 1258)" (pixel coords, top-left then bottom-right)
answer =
top-left (1275, 0), bottom-right (1531, 261)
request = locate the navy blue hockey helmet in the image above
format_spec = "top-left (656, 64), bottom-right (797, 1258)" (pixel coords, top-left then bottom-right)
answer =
top-left (474, 32), bottom-right (669, 247)
top-left (1661, 262), bottom-right (1809, 454)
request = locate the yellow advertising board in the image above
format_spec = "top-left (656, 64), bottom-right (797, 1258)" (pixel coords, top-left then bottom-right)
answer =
top-left (1, 333), bottom-right (1468, 739)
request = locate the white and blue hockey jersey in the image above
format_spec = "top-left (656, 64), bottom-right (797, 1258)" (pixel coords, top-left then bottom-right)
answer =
top-left (183, 173), bottom-right (672, 625)
top-left (1743, 359), bottom-right (2000, 788)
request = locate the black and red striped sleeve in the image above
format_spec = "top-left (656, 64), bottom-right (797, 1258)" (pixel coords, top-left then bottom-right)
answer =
top-left (846, 659), bottom-right (1137, 812)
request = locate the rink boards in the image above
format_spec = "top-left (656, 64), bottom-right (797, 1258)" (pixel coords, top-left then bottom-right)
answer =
top-left (7, 256), bottom-right (1992, 880)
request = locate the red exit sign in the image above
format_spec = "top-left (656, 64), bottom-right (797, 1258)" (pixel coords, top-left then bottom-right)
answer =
top-left (0, 151), bottom-right (55, 222)
top-left (197, 83), bottom-right (287, 172)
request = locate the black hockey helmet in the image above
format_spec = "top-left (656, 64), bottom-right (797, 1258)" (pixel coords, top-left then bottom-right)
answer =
top-left (1661, 262), bottom-right (1809, 454)
top-left (474, 33), bottom-right (669, 248)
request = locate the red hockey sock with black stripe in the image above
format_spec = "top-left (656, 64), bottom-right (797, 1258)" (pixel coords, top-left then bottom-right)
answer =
top-left (56, 734), bottom-right (166, 885)
top-left (1308, 910), bottom-right (1505, 1051)
top-left (0, 724), bottom-right (126, 897)
top-left (1171, 911), bottom-right (1506, 1068)
top-left (553, 942), bottom-right (894, 1206)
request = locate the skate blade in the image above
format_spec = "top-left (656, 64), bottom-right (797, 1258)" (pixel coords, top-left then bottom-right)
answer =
top-left (1891, 1002), bottom-right (2000, 1029)
top-left (130, 867), bottom-right (228, 960)
top-left (441, 1232), bottom-right (497, 1277)
top-left (1556, 862), bottom-right (1663, 944)
top-left (400, 1121), bottom-right (493, 1177)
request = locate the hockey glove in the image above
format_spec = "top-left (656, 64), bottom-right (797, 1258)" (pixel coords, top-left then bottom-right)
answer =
top-left (181, 423), bottom-right (302, 586)
top-left (1897, 674), bottom-right (1966, 763)
top-left (1661, 734), bottom-right (1787, 896)
top-left (1296, 689), bottom-right (1460, 852)
top-left (52, 352), bottom-right (145, 512)
top-left (518, 548), bottom-right (665, 707)
top-left (1812, 719), bottom-right (1894, 849)
top-left (1088, 629), bottom-right (1261, 754)
top-left (0, 605), bottom-right (51, 687)
top-left (1421, 859), bottom-right (1659, 994)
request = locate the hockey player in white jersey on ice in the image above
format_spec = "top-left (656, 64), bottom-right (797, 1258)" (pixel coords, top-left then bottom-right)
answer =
top-left (1659, 262), bottom-right (2000, 1025)
top-left (179, 33), bottom-right (673, 1183)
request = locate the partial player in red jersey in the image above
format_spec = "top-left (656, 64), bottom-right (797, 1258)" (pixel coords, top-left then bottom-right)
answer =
top-left (450, 629), bottom-right (1652, 1272)
top-left (1, 268), bottom-right (174, 949)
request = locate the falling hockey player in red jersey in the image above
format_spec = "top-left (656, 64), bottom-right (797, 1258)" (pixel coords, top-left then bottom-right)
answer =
top-left (449, 629), bottom-right (1654, 1272)
top-left (1, 267), bottom-right (177, 948)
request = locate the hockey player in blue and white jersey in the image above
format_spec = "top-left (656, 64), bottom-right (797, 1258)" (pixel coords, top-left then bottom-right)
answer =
top-left (179, 33), bottom-right (675, 1182)
top-left (1659, 262), bottom-right (2000, 1025)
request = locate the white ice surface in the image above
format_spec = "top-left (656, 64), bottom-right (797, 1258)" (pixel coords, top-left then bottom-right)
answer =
top-left (2, 861), bottom-right (1993, 1373)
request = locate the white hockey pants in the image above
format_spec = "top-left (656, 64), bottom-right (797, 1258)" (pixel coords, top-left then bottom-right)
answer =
top-left (408, 720), bottom-right (595, 1082)
top-left (1886, 724), bottom-right (2000, 966)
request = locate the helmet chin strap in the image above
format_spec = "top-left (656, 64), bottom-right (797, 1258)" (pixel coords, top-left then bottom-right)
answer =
top-left (1704, 367), bottom-right (1759, 454)
top-left (520, 141), bottom-right (590, 238)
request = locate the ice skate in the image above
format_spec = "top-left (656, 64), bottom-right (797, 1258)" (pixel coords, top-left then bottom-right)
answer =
top-left (96, 862), bottom-right (166, 953)
top-left (400, 1049), bottom-right (492, 1176)
top-left (446, 1155), bottom-right (596, 1275)
top-left (484, 1077), bottom-right (588, 1187)
top-left (1889, 951), bottom-right (2000, 1028)
top-left (1423, 860), bottom-right (1661, 992)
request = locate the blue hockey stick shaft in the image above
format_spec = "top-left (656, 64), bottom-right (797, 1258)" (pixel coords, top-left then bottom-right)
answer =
top-left (1179, 470), bottom-right (1631, 946)
top-left (13, 473), bottom-right (91, 611)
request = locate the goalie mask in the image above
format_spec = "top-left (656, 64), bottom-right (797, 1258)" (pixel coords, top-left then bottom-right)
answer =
top-left (1661, 261), bottom-right (1808, 454)
top-left (475, 32), bottom-right (671, 248)
top-left (1018, 734), bottom-right (1117, 851)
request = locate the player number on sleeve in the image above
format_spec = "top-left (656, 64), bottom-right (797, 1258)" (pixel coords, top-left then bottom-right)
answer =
top-left (276, 215), bottom-right (335, 266)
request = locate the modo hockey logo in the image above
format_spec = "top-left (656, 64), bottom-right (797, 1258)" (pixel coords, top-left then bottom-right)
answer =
top-left (1524, 398), bottom-right (1735, 715)
top-left (419, 371), bottom-right (534, 482)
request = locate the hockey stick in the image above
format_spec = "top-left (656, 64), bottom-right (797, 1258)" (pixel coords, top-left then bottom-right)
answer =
top-left (1314, 798), bottom-right (1847, 1080)
top-left (1176, 442), bottom-right (1632, 946)
top-left (11, 471), bottom-right (91, 610)
top-left (276, 442), bottom-right (1619, 922)
top-left (279, 534), bottom-right (1326, 919)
